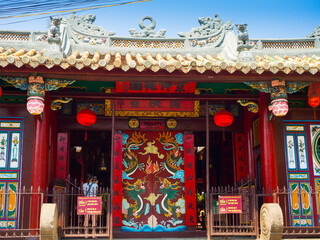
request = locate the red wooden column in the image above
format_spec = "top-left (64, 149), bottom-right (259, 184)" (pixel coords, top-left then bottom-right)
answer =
top-left (30, 93), bottom-right (50, 228)
top-left (259, 92), bottom-right (279, 200)
top-left (244, 110), bottom-right (255, 181)
top-left (48, 108), bottom-right (58, 188)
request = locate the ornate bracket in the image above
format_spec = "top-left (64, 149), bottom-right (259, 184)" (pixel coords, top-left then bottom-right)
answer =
top-left (1, 77), bottom-right (76, 93)
top-left (51, 98), bottom-right (73, 111)
top-left (1, 75), bottom-right (75, 115)
top-left (237, 100), bottom-right (259, 113)
top-left (0, 77), bottom-right (28, 90)
top-left (244, 79), bottom-right (309, 117)
top-left (244, 79), bottom-right (309, 96)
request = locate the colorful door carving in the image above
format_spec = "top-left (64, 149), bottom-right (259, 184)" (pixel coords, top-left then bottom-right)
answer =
top-left (284, 122), bottom-right (320, 226)
top-left (0, 118), bottom-right (23, 229)
top-left (121, 131), bottom-right (187, 232)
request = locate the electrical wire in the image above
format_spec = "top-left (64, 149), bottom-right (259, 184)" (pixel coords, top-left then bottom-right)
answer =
top-left (0, 0), bottom-right (151, 19)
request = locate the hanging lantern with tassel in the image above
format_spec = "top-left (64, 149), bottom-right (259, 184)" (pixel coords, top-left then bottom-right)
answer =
top-left (214, 109), bottom-right (234, 141)
top-left (308, 83), bottom-right (320, 120)
top-left (76, 108), bottom-right (97, 140)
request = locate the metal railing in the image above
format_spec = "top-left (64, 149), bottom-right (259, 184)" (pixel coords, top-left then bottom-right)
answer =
top-left (0, 187), bottom-right (43, 238)
top-left (45, 184), bottom-right (111, 239)
top-left (275, 187), bottom-right (320, 237)
top-left (209, 183), bottom-right (259, 238)
top-left (209, 184), bottom-right (320, 239)
top-left (0, 183), bottom-right (111, 239)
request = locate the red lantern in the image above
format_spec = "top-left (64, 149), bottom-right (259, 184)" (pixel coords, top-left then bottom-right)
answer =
top-left (214, 110), bottom-right (233, 127)
top-left (308, 93), bottom-right (320, 108)
top-left (308, 83), bottom-right (320, 119)
top-left (77, 108), bottom-right (97, 126)
top-left (214, 110), bottom-right (233, 141)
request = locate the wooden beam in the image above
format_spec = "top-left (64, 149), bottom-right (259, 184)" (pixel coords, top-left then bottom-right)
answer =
top-left (0, 65), bottom-right (319, 83)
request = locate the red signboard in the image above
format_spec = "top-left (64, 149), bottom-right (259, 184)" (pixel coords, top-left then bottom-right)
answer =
top-left (184, 134), bottom-right (197, 225)
top-left (56, 133), bottom-right (68, 181)
top-left (140, 121), bottom-right (165, 130)
top-left (116, 81), bottom-right (197, 93)
top-left (77, 196), bottom-right (102, 215)
top-left (235, 133), bottom-right (247, 182)
top-left (115, 99), bottom-right (195, 112)
top-left (113, 133), bottom-right (123, 226)
top-left (219, 196), bottom-right (242, 214)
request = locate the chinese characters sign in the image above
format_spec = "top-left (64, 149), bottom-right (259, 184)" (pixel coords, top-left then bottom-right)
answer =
top-left (140, 121), bottom-right (165, 130)
top-left (115, 100), bottom-right (195, 111)
top-left (105, 89), bottom-right (199, 117)
top-left (113, 133), bottom-right (123, 226)
top-left (184, 134), bottom-right (197, 225)
top-left (56, 133), bottom-right (68, 181)
top-left (235, 133), bottom-right (247, 182)
top-left (219, 196), bottom-right (242, 214)
top-left (77, 197), bottom-right (102, 215)
top-left (116, 82), bottom-right (197, 93)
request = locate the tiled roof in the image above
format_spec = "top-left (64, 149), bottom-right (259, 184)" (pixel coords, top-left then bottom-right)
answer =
top-left (0, 48), bottom-right (319, 75)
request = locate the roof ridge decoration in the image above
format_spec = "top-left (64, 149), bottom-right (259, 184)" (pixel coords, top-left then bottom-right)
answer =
top-left (308, 25), bottom-right (320, 38)
top-left (178, 14), bottom-right (230, 38)
top-left (177, 14), bottom-right (233, 48)
top-left (129, 16), bottom-right (166, 38)
top-left (48, 17), bottom-right (62, 45)
top-left (68, 13), bottom-right (115, 39)
top-left (236, 24), bottom-right (253, 52)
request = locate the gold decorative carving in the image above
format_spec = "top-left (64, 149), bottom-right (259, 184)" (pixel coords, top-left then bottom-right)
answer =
top-left (50, 98), bottom-right (73, 111)
top-left (237, 100), bottom-right (259, 113)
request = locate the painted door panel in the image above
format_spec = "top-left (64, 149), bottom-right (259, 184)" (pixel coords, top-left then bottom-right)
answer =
top-left (121, 131), bottom-right (186, 232)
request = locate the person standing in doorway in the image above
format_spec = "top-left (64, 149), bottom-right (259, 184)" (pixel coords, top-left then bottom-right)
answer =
top-left (83, 175), bottom-right (98, 238)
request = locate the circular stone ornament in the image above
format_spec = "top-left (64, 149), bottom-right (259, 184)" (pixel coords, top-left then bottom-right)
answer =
top-left (139, 16), bottom-right (156, 30)
top-left (260, 203), bottom-right (283, 240)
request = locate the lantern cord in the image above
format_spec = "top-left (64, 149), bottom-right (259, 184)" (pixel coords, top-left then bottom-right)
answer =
top-left (223, 129), bottom-right (225, 142)
top-left (314, 109), bottom-right (317, 120)
top-left (85, 128), bottom-right (87, 141)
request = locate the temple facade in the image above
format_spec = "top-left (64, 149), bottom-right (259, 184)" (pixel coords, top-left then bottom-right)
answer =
top-left (0, 13), bottom-right (320, 239)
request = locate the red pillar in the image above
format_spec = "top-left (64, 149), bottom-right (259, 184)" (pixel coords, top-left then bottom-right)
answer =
top-left (30, 93), bottom-right (50, 228)
top-left (244, 110), bottom-right (256, 181)
top-left (48, 108), bottom-right (57, 188)
top-left (259, 92), bottom-right (279, 200)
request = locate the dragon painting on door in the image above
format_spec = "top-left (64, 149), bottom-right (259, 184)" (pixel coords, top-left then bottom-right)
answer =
top-left (121, 131), bottom-right (186, 232)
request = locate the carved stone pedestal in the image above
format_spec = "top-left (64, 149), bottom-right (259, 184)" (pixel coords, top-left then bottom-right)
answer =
top-left (260, 203), bottom-right (283, 240)
top-left (40, 203), bottom-right (58, 240)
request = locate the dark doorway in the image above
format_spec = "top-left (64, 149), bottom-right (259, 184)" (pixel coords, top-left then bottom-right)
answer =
top-left (69, 130), bottom-right (112, 188)
top-left (194, 131), bottom-right (234, 189)
top-left (193, 131), bottom-right (234, 231)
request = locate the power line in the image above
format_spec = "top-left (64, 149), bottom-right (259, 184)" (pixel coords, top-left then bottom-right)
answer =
top-left (0, 0), bottom-right (151, 19)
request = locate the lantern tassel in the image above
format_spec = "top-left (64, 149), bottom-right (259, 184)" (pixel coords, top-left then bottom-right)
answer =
top-left (314, 109), bottom-right (317, 120)
top-left (85, 128), bottom-right (87, 141)
top-left (223, 129), bottom-right (225, 142)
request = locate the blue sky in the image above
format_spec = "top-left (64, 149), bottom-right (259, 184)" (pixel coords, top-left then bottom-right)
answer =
top-left (1, 0), bottom-right (319, 39)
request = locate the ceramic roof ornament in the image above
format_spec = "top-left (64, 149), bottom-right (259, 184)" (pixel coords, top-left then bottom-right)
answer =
top-left (0, 13), bottom-right (318, 74)
top-left (129, 16), bottom-right (166, 38)
top-left (236, 24), bottom-right (254, 62)
top-left (308, 25), bottom-right (320, 38)
top-left (178, 14), bottom-right (226, 38)
top-left (68, 13), bottom-right (115, 37)
top-left (48, 17), bottom-right (62, 45)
